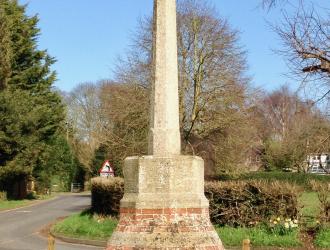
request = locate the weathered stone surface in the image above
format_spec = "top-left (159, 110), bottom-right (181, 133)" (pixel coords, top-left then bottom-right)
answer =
top-left (148, 0), bottom-right (181, 156)
top-left (107, 156), bottom-right (224, 249)
top-left (107, 207), bottom-right (223, 249)
top-left (107, 208), bottom-right (224, 249)
top-left (121, 156), bottom-right (208, 209)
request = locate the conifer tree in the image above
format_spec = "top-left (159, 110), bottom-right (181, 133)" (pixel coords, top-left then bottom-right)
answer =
top-left (0, 0), bottom-right (69, 188)
top-left (0, 0), bottom-right (56, 92)
top-left (0, 0), bottom-right (12, 89)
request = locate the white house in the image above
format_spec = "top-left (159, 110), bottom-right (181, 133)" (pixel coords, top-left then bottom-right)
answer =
top-left (307, 153), bottom-right (330, 174)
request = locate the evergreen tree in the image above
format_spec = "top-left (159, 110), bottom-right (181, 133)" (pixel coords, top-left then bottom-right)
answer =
top-left (0, 0), bottom-right (13, 89)
top-left (0, 0), bottom-right (56, 92)
top-left (0, 0), bottom-right (69, 189)
top-left (34, 134), bottom-right (84, 191)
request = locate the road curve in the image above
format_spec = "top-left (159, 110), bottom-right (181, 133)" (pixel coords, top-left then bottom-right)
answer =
top-left (0, 194), bottom-right (102, 250)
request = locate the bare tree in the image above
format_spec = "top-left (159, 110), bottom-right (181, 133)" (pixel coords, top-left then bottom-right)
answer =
top-left (176, 0), bottom-right (249, 142)
top-left (261, 0), bottom-right (289, 10)
top-left (98, 82), bottom-right (149, 166)
top-left (117, 0), bottom-right (249, 137)
top-left (255, 84), bottom-right (330, 171)
top-left (115, 0), bottom-right (258, 175)
top-left (277, 6), bottom-right (330, 85)
top-left (65, 82), bottom-right (105, 172)
top-left (259, 86), bottom-right (303, 141)
top-left (64, 80), bottom-right (149, 175)
top-left (263, 0), bottom-right (330, 108)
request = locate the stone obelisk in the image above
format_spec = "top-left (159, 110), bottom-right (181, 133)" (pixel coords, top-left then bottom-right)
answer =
top-left (107, 0), bottom-right (224, 249)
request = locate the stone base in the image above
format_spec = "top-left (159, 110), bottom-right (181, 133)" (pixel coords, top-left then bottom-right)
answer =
top-left (107, 156), bottom-right (224, 249)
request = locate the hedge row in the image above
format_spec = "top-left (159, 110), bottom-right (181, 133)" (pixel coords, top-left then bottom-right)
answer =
top-left (231, 172), bottom-right (330, 190)
top-left (205, 180), bottom-right (299, 226)
top-left (91, 177), bottom-right (300, 226)
top-left (91, 177), bottom-right (124, 216)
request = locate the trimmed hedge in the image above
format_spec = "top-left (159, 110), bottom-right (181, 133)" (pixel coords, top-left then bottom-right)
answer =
top-left (235, 172), bottom-right (330, 190)
top-left (91, 177), bottom-right (124, 216)
top-left (205, 180), bottom-right (299, 227)
top-left (91, 177), bottom-right (300, 226)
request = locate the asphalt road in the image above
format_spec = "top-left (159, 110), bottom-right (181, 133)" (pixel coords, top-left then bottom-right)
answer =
top-left (0, 194), bottom-right (103, 250)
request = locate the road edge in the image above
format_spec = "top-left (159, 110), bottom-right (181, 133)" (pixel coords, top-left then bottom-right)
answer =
top-left (0, 195), bottom-right (59, 214)
top-left (50, 230), bottom-right (107, 247)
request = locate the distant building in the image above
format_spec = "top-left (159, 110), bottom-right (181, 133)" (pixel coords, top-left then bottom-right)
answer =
top-left (307, 153), bottom-right (330, 174)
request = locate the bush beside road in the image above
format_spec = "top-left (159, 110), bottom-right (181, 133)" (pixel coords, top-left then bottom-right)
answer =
top-left (51, 175), bottom-right (329, 249)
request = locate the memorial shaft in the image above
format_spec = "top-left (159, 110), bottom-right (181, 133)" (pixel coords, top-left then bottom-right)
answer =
top-left (149, 0), bottom-right (181, 156)
top-left (107, 0), bottom-right (224, 248)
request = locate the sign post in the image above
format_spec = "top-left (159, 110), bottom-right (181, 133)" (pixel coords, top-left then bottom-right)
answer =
top-left (98, 160), bottom-right (115, 178)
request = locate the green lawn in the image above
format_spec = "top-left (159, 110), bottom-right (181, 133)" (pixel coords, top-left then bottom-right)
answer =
top-left (53, 212), bottom-right (301, 248)
top-left (298, 191), bottom-right (330, 248)
top-left (0, 199), bottom-right (34, 211)
top-left (52, 212), bottom-right (117, 241)
top-left (315, 228), bottom-right (330, 248)
top-left (0, 194), bottom-right (54, 211)
top-left (299, 192), bottom-right (320, 227)
top-left (51, 190), bottom-right (329, 248)
top-left (216, 226), bottom-right (301, 248)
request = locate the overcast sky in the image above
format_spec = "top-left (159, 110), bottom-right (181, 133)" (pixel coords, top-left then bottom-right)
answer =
top-left (19, 0), bottom-right (330, 93)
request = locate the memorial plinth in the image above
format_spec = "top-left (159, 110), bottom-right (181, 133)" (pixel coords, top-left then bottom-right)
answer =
top-left (107, 156), bottom-right (223, 249)
top-left (107, 0), bottom-right (224, 249)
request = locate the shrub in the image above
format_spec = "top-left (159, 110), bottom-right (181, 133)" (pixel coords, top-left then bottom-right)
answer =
top-left (205, 180), bottom-right (300, 227)
top-left (91, 177), bottom-right (300, 227)
top-left (235, 172), bottom-right (330, 190)
top-left (307, 180), bottom-right (330, 223)
top-left (0, 191), bottom-right (7, 201)
top-left (318, 188), bottom-right (330, 223)
top-left (0, 174), bottom-right (28, 199)
top-left (91, 177), bottom-right (124, 216)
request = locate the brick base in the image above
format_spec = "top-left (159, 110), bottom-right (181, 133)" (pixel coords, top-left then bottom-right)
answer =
top-left (107, 246), bottom-right (223, 250)
top-left (106, 207), bottom-right (224, 250)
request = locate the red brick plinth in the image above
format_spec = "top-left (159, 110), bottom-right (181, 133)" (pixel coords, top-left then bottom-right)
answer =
top-left (106, 207), bottom-right (224, 249)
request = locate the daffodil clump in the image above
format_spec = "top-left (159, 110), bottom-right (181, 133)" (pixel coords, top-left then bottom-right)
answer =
top-left (268, 217), bottom-right (299, 235)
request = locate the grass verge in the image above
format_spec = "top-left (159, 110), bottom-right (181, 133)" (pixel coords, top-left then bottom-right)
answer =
top-left (216, 226), bottom-right (301, 248)
top-left (52, 211), bottom-right (117, 241)
top-left (52, 211), bottom-right (302, 248)
top-left (315, 228), bottom-right (330, 248)
top-left (0, 199), bottom-right (34, 211)
top-left (0, 194), bottom-right (54, 211)
top-left (299, 192), bottom-right (320, 227)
